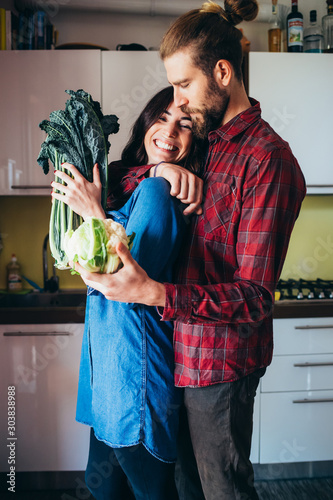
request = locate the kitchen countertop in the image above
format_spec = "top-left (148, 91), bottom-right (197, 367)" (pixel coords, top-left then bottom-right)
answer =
top-left (0, 293), bottom-right (332, 324)
top-left (273, 299), bottom-right (333, 319)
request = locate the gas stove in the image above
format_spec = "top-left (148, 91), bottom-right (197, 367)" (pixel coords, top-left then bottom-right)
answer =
top-left (276, 279), bottom-right (333, 301)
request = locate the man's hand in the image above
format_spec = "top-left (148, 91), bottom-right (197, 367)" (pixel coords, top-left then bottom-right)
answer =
top-left (74, 242), bottom-right (166, 307)
top-left (150, 163), bottom-right (203, 216)
top-left (51, 163), bottom-right (105, 220)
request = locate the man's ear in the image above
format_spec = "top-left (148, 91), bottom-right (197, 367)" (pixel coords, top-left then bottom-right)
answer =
top-left (213, 59), bottom-right (232, 87)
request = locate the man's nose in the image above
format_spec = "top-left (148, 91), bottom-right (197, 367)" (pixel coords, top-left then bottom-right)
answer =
top-left (173, 88), bottom-right (188, 108)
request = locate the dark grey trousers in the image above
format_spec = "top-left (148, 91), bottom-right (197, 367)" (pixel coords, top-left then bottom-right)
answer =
top-left (175, 368), bottom-right (265, 500)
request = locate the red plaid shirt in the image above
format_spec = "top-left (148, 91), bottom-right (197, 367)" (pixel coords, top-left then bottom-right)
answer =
top-left (107, 100), bottom-right (306, 387)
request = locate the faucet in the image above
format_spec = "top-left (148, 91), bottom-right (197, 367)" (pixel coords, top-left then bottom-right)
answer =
top-left (43, 234), bottom-right (59, 293)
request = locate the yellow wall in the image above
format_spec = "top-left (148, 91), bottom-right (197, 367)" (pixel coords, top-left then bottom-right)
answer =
top-left (0, 194), bottom-right (332, 291)
top-left (281, 195), bottom-right (333, 281)
top-left (0, 196), bottom-right (85, 290)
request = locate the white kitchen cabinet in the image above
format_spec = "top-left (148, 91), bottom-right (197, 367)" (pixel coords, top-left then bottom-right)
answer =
top-left (0, 323), bottom-right (90, 472)
top-left (102, 51), bottom-right (168, 163)
top-left (259, 317), bottom-right (333, 464)
top-left (249, 53), bottom-right (333, 194)
top-left (0, 51), bottom-right (101, 195)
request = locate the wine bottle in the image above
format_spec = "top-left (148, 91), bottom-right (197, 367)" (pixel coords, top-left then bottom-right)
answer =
top-left (287, 0), bottom-right (303, 52)
top-left (322, 0), bottom-right (333, 53)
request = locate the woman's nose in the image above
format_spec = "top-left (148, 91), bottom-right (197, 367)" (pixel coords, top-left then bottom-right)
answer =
top-left (162, 123), bottom-right (177, 138)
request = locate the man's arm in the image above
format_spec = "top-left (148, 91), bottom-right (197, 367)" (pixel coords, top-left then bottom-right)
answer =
top-left (161, 148), bottom-right (306, 325)
top-left (77, 148), bottom-right (306, 325)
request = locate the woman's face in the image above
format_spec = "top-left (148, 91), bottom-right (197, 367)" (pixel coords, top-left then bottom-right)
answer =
top-left (144, 100), bottom-right (193, 165)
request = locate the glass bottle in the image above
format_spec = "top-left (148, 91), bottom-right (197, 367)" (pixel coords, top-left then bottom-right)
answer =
top-left (268, 0), bottom-right (282, 52)
top-left (287, 0), bottom-right (303, 52)
top-left (304, 10), bottom-right (324, 53)
top-left (7, 254), bottom-right (22, 292)
top-left (322, 0), bottom-right (333, 53)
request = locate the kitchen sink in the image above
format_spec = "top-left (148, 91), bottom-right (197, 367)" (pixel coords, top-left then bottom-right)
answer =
top-left (0, 290), bottom-right (87, 308)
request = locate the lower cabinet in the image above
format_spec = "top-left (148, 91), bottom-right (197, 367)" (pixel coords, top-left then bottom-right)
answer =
top-left (0, 323), bottom-right (90, 472)
top-left (1, 317), bottom-right (332, 471)
top-left (258, 317), bottom-right (333, 464)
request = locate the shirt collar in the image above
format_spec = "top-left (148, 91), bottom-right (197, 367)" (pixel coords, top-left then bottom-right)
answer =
top-left (208, 98), bottom-right (261, 143)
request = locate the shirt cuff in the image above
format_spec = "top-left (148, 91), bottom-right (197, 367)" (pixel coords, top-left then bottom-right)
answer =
top-left (159, 283), bottom-right (192, 323)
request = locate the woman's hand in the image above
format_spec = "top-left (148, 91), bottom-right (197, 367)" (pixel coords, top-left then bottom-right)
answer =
top-left (51, 163), bottom-right (105, 220)
top-left (150, 163), bottom-right (203, 216)
top-left (74, 242), bottom-right (166, 307)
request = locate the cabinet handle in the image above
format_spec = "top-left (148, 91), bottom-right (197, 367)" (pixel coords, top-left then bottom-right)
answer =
top-left (11, 185), bottom-right (50, 190)
top-left (294, 325), bottom-right (333, 330)
top-left (294, 362), bottom-right (333, 367)
top-left (3, 332), bottom-right (72, 337)
top-left (307, 184), bottom-right (333, 188)
top-left (293, 398), bottom-right (333, 404)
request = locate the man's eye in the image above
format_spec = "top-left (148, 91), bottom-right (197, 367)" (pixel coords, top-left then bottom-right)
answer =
top-left (180, 83), bottom-right (189, 89)
top-left (180, 124), bottom-right (192, 130)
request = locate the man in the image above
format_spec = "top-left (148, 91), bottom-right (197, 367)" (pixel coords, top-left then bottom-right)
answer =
top-left (76, 1), bottom-right (306, 498)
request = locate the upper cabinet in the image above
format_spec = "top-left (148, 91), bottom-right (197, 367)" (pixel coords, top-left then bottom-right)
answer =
top-left (249, 53), bottom-right (333, 195)
top-left (101, 51), bottom-right (168, 163)
top-left (0, 51), bottom-right (101, 195)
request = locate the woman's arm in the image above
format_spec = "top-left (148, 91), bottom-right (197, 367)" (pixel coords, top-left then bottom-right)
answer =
top-left (51, 163), bottom-right (105, 220)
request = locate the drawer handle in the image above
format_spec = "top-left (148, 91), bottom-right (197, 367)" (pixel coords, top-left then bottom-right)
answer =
top-left (294, 362), bottom-right (333, 367)
top-left (3, 332), bottom-right (72, 337)
top-left (293, 398), bottom-right (333, 404)
top-left (11, 185), bottom-right (50, 189)
top-left (294, 325), bottom-right (333, 330)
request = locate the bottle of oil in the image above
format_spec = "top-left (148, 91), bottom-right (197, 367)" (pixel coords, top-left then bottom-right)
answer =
top-left (268, 0), bottom-right (282, 52)
top-left (7, 254), bottom-right (22, 292)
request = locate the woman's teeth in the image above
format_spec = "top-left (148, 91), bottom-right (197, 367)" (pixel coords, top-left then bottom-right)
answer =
top-left (155, 140), bottom-right (177, 151)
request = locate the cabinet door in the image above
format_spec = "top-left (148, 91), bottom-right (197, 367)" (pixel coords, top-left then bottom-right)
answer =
top-left (250, 392), bottom-right (260, 464)
top-left (0, 51), bottom-right (101, 195)
top-left (260, 390), bottom-right (333, 464)
top-left (249, 53), bottom-right (333, 194)
top-left (102, 51), bottom-right (169, 163)
top-left (0, 323), bottom-right (90, 472)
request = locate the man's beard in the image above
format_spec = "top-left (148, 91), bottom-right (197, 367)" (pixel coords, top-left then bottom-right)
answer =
top-left (181, 78), bottom-right (230, 140)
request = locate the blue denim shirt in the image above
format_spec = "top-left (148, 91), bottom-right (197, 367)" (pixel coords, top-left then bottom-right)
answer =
top-left (76, 178), bottom-right (187, 462)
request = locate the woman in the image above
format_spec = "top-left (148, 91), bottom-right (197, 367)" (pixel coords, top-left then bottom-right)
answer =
top-left (51, 86), bottom-right (204, 500)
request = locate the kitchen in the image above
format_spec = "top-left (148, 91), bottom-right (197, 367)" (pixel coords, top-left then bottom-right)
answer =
top-left (0, 0), bottom-right (333, 498)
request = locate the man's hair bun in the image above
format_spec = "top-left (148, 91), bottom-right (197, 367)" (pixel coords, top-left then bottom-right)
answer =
top-left (200, 0), bottom-right (258, 26)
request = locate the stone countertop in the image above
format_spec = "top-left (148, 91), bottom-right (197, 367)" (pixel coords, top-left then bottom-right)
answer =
top-left (0, 294), bottom-right (332, 324)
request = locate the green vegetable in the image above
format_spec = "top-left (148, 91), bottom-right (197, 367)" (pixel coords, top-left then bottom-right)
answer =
top-left (37, 89), bottom-right (119, 269)
top-left (64, 217), bottom-right (135, 274)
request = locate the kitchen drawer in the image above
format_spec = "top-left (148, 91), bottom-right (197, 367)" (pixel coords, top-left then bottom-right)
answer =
top-left (273, 318), bottom-right (333, 355)
top-left (262, 353), bottom-right (333, 393)
top-left (260, 390), bottom-right (333, 464)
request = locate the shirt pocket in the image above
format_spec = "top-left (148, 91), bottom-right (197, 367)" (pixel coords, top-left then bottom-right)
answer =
top-left (202, 182), bottom-right (236, 240)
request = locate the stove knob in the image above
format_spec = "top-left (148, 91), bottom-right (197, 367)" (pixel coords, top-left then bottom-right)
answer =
top-left (318, 291), bottom-right (326, 299)
top-left (307, 291), bottom-right (315, 299)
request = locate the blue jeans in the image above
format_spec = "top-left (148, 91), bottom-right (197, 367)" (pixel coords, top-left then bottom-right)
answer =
top-left (86, 429), bottom-right (179, 500)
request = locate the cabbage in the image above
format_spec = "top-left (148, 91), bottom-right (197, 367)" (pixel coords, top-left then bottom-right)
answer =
top-left (64, 217), bottom-right (134, 274)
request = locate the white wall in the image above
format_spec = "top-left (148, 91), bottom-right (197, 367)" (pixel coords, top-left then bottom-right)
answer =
top-left (47, 0), bottom-right (328, 52)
